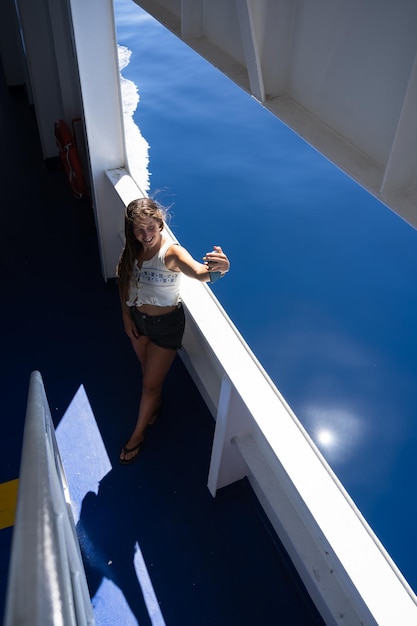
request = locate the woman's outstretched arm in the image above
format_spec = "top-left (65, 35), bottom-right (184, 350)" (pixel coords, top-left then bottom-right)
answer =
top-left (165, 244), bottom-right (230, 282)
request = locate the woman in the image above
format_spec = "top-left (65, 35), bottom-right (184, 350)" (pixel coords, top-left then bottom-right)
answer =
top-left (116, 198), bottom-right (230, 464)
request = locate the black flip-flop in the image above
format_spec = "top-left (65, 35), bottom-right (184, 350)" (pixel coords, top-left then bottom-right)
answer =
top-left (119, 440), bottom-right (144, 464)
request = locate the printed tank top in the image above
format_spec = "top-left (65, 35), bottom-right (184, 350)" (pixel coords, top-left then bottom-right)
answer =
top-left (126, 239), bottom-right (181, 307)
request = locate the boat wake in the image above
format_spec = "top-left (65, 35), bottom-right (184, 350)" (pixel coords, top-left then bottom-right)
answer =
top-left (118, 45), bottom-right (150, 195)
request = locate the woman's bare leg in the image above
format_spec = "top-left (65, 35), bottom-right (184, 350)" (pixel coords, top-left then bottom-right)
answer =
top-left (129, 334), bottom-right (148, 372)
top-left (120, 339), bottom-right (176, 462)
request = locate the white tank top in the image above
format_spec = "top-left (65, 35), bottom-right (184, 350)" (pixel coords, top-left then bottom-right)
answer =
top-left (126, 239), bottom-right (181, 307)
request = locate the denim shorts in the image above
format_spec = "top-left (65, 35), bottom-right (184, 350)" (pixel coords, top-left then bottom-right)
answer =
top-left (130, 302), bottom-right (185, 350)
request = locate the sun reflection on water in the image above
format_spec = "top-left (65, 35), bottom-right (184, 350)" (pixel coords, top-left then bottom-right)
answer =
top-left (305, 406), bottom-right (363, 464)
top-left (316, 428), bottom-right (335, 447)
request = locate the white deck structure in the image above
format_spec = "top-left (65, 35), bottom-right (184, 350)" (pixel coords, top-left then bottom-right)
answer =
top-left (135, 0), bottom-right (417, 231)
top-left (1, 0), bottom-right (417, 624)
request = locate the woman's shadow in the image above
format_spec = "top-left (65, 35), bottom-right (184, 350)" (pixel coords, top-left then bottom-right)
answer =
top-left (76, 467), bottom-right (156, 626)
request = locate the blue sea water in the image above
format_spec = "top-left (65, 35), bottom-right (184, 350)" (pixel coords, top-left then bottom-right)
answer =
top-left (114, 2), bottom-right (417, 591)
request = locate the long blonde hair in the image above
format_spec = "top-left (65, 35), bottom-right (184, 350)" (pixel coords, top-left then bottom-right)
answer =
top-left (116, 198), bottom-right (167, 302)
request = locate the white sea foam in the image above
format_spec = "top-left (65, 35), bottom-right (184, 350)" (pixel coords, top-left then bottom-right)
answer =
top-left (118, 45), bottom-right (150, 194)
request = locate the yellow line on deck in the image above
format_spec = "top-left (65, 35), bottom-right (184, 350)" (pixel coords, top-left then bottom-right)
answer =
top-left (0, 479), bottom-right (19, 530)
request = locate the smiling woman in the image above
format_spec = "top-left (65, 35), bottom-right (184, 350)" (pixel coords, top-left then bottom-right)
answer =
top-left (116, 198), bottom-right (230, 464)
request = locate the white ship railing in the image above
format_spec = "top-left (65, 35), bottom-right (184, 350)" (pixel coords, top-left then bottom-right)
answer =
top-left (106, 168), bottom-right (417, 626)
top-left (4, 370), bottom-right (94, 626)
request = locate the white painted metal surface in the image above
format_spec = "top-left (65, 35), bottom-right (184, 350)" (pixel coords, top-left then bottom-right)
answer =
top-left (134, 0), bottom-right (417, 230)
top-left (4, 371), bottom-right (94, 626)
top-left (68, 0), bottom-right (131, 280)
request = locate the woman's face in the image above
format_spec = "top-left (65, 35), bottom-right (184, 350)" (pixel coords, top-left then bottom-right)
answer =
top-left (132, 217), bottom-right (161, 250)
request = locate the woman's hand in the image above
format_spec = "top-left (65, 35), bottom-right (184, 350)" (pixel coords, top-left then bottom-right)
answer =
top-left (123, 313), bottom-right (139, 340)
top-left (166, 242), bottom-right (230, 282)
top-left (203, 246), bottom-right (230, 275)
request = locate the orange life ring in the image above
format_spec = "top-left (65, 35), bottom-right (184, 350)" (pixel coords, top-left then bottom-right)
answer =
top-left (54, 119), bottom-right (89, 200)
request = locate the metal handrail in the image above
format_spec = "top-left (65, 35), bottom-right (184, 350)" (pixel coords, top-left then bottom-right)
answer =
top-left (4, 371), bottom-right (95, 626)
